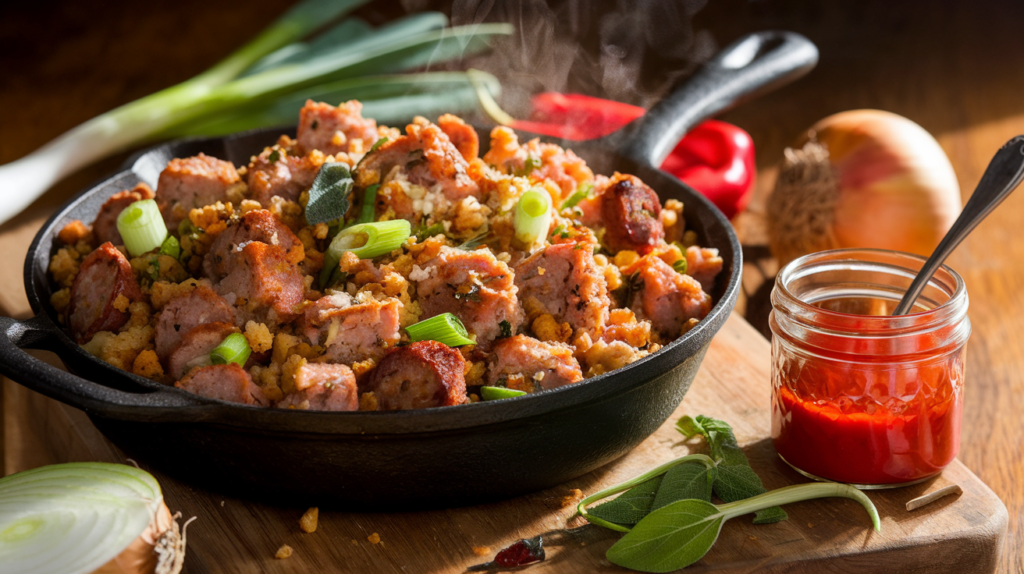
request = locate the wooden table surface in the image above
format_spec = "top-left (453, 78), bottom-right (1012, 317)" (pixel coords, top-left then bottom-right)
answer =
top-left (1, 1), bottom-right (1022, 572)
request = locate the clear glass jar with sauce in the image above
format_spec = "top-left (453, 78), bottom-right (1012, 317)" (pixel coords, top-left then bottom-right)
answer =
top-left (769, 248), bottom-right (971, 488)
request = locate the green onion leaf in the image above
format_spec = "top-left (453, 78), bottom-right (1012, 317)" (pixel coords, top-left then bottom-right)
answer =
top-left (368, 136), bottom-right (389, 153)
top-left (116, 199), bottom-right (167, 257)
top-left (415, 222), bottom-right (445, 241)
top-left (327, 219), bottom-right (410, 261)
top-left (673, 258), bottom-right (688, 274)
top-left (561, 182), bottom-right (594, 210)
top-left (210, 332), bottom-right (252, 367)
top-left (514, 188), bottom-right (552, 245)
top-left (306, 162), bottom-right (353, 226)
top-left (480, 386), bottom-right (527, 400)
top-left (406, 313), bottom-right (475, 347)
top-left (159, 235), bottom-right (181, 259)
top-left (358, 184), bottom-right (379, 223)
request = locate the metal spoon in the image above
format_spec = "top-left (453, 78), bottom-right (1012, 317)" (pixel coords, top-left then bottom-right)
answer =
top-left (893, 135), bottom-right (1024, 315)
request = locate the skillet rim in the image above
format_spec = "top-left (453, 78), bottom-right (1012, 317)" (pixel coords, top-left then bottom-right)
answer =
top-left (21, 124), bottom-right (742, 435)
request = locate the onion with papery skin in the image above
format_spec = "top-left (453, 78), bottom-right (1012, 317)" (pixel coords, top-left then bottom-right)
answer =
top-left (767, 109), bottom-right (961, 266)
top-left (0, 462), bottom-right (190, 574)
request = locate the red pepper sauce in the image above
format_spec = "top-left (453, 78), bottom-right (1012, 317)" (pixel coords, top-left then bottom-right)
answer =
top-left (771, 296), bottom-right (964, 485)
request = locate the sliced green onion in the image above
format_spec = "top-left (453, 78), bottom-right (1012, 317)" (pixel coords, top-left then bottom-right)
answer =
top-left (358, 184), bottom-right (380, 223)
top-left (514, 188), bottom-right (552, 245)
top-left (0, 462), bottom-right (181, 574)
top-left (406, 313), bottom-right (475, 347)
top-left (211, 332), bottom-right (252, 367)
top-left (561, 182), bottom-right (594, 210)
top-left (481, 386), bottom-right (527, 400)
top-left (160, 234), bottom-right (181, 259)
top-left (328, 220), bottom-right (411, 260)
top-left (673, 258), bottom-right (688, 274)
top-left (116, 199), bottom-right (167, 256)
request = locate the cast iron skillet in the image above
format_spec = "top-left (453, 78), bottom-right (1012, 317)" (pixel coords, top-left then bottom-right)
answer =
top-left (0, 32), bottom-right (816, 509)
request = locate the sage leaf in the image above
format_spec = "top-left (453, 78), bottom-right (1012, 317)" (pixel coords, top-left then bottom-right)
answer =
top-left (677, 415), bottom-right (787, 524)
top-left (607, 482), bottom-right (881, 573)
top-left (650, 461), bottom-right (716, 512)
top-left (586, 477), bottom-right (663, 527)
top-left (306, 162), bottom-right (353, 225)
top-left (607, 499), bottom-right (725, 573)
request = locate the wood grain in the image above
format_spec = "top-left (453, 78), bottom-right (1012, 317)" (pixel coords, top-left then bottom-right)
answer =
top-left (1, 0), bottom-right (1022, 572)
top-left (2, 315), bottom-right (1006, 573)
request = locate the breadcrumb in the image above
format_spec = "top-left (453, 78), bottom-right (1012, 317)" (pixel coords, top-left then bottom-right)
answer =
top-left (112, 294), bottom-right (130, 313)
top-left (359, 392), bottom-right (379, 411)
top-left (472, 546), bottom-right (491, 556)
top-left (275, 544), bottom-right (293, 559)
top-left (49, 246), bottom-right (81, 288)
top-left (58, 220), bottom-right (91, 245)
top-left (367, 532), bottom-right (381, 544)
top-left (613, 250), bottom-right (640, 269)
top-left (299, 507), bottom-right (318, 533)
top-left (50, 288), bottom-right (72, 314)
top-left (244, 321), bottom-right (273, 353)
top-left (132, 349), bottom-right (164, 380)
top-left (532, 314), bottom-right (572, 343)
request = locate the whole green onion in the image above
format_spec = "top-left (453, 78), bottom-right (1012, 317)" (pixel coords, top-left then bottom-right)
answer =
top-left (406, 313), bottom-right (475, 347)
top-left (514, 188), bottom-right (553, 245)
top-left (210, 332), bottom-right (252, 367)
top-left (480, 386), bottom-right (527, 400)
top-left (115, 199), bottom-right (167, 257)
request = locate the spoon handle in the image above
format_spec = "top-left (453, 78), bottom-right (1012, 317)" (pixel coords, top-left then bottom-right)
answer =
top-left (893, 136), bottom-right (1024, 315)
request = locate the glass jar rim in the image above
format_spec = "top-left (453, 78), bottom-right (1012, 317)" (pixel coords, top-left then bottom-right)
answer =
top-left (773, 248), bottom-right (968, 336)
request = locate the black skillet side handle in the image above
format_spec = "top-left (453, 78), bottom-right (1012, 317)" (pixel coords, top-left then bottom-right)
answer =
top-left (0, 315), bottom-right (214, 421)
top-left (616, 31), bottom-right (819, 168)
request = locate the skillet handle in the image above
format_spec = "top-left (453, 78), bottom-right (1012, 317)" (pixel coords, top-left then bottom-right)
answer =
top-left (615, 31), bottom-right (818, 168)
top-left (0, 315), bottom-right (215, 420)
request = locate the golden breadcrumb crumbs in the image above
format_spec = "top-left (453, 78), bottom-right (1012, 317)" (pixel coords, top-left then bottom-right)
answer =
top-left (126, 301), bottom-right (152, 329)
top-left (188, 201), bottom-right (234, 231)
top-left (244, 321), bottom-right (273, 353)
top-left (537, 267), bottom-right (546, 276)
top-left (522, 296), bottom-right (547, 321)
top-left (350, 358), bottom-right (376, 381)
top-left (330, 130), bottom-right (347, 147)
top-left (50, 288), bottom-right (71, 314)
top-left (682, 229), bottom-right (699, 248)
top-left (225, 181), bottom-right (247, 205)
top-left (275, 545), bottom-right (293, 559)
top-left (465, 361), bottom-right (486, 386)
top-left (359, 392), bottom-right (379, 411)
top-left (112, 294), bottom-right (130, 313)
top-left (299, 507), bottom-right (318, 533)
top-left (132, 350), bottom-right (164, 380)
top-left (269, 196), bottom-right (304, 230)
top-left (660, 206), bottom-right (678, 228)
top-left (281, 354), bottom-right (307, 394)
top-left (49, 247), bottom-right (80, 288)
top-left (469, 393), bottom-right (480, 403)
top-left (58, 220), bottom-right (91, 245)
top-left (81, 325), bottom-right (155, 372)
top-left (237, 199), bottom-right (261, 215)
top-left (532, 314), bottom-right (572, 344)
top-left (367, 533), bottom-right (381, 544)
top-left (472, 546), bottom-right (491, 557)
top-left (149, 279), bottom-right (201, 309)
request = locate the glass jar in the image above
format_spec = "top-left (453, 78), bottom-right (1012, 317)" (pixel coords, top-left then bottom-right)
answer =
top-left (769, 249), bottom-right (971, 488)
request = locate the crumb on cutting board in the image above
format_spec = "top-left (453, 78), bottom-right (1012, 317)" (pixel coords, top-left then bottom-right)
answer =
top-left (544, 488), bottom-right (585, 509)
top-left (368, 532), bottom-right (381, 544)
top-left (300, 507), bottom-right (319, 533)
top-left (275, 544), bottom-right (293, 559)
top-left (472, 546), bottom-right (491, 556)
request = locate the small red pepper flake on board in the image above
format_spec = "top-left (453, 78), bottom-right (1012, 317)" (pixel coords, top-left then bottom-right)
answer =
top-left (493, 535), bottom-right (545, 567)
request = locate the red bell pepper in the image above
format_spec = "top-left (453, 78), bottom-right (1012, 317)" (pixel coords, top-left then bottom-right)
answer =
top-left (513, 92), bottom-right (755, 219)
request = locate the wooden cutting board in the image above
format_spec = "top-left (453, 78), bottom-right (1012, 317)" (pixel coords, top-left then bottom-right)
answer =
top-left (2, 314), bottom-right (1007, 573)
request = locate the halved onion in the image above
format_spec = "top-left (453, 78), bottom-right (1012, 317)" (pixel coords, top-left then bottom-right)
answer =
top-left (0, 462), bottom-right (188, 574)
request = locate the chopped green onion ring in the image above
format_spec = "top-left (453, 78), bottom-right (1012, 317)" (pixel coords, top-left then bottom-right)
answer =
top-left (327, 219), bottom-right (411, 261)
top-left (514, 188), bottom-right (552, 245)
top-left (405, 313), bottom-right (475, 347)
top-left (480, 386), bottom-right (527, 400)
top-left (116, 199), bottom-right (167, 257)
top-left (211, 332), bottom-right (252, 367)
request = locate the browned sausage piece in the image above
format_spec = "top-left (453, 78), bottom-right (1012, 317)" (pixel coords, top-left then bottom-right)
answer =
top-left (685, 246), bottom-right (723, 295)
top-left (247, 148), bottom-right (322, 205)
top-left (155, 153), bottom-right (240, 228)
top-left (154, 285), bottom-right (237, 360)
top-left (414, 246), bottom-right (523, 348)
top-left (175, 363), bottom-right (269, 406)
top-left (301, 293), bottom-right (401, 364)
top-left (625, 254), bottom-right (712, 339)
top-left (296, 100), bottom-right (379, 156)
top-left (67, 242), bottom-right (143, 344)
top-left (487, 335), bottom-right (583, 392)
top-left (204, 209), bottom-right (304, 280)
top-left (277, 363), bottom-right (358, 411)
top-left (364, 341), bottom-right (467, 410)
top-left (215, 241), bottom-right (306, 326)
top-left (361, 119), bottom-right (479, 206)
top-left (437, 113), bottom-right (479, 161)
top-left (166, 322), bottom-right (239, 380)
top-left (601, 174), bottom-right (665, 255)
top-left (514, 242), bottom-right (610, 335)
top-left (92, 183), bottom-right (155, 246)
